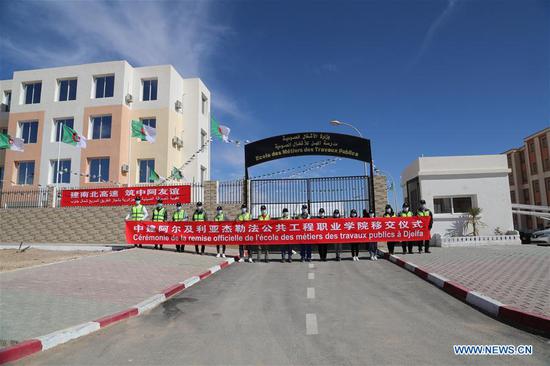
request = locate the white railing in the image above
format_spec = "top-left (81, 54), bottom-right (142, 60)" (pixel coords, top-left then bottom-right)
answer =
top-left (433, 234), bottom-right (521, 247)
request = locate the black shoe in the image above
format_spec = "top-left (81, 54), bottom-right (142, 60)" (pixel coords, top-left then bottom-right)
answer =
top-left (336, 257), bottom-right (341, 261)
top-left (154, 245), bottom-right (158, 249)
top-left (301, 258), bottom-right (305, 262)
top-left (281, 259), bottom-right (285, 263)
top-left (426, 250), bottom-right (431, 253)
top-left (408, 251), bottom-right (413, 254)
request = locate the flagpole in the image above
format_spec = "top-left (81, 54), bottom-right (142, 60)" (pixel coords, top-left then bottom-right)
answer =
top-left (127, 120), bottom-right (132, 187)
top-left (56, 126), bottom-right (61, 199)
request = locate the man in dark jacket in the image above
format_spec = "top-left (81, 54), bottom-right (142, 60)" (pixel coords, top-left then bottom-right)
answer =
top-left (416, 199), bottom-right (434, 253)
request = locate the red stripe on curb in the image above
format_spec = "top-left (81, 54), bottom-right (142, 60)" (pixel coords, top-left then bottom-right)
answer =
top-left (498, 306), bottom-right (550, 335)
top-left (394, 258), bottom-right (406, 267)
top-left (443, 281), bottom-right (470, 301)
top-left (199, 270), bottom-right (212, 280)
top-left (220, 261), bottom-right (229, 269)
top-left (414, 267), bottom-right (430, 280)
top-left (95, 308), bottom-right (138, 328)
top-left (163, 283), bottom-right (186, 299)
top-left (0, 339), bottom-right (42, 364)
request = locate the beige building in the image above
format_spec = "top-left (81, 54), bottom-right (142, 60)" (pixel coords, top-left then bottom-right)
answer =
top-left (504, 127), bottom-right (550, 231)
top-left (0, 60), bottom-right (211, 190)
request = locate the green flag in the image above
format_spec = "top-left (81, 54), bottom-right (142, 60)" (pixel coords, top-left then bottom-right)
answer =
top-left (149, 168), bottom-right (160, 182)
top-left (61, 125), bottom-right (87, 148)
top-left (170, 167), bottom-right (183, 180)
top-left (131, 120), bottom-right (156, 143)
top-left (0, 133), bottom-right (24, 151)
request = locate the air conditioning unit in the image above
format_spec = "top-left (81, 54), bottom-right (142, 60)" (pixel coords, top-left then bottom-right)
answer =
top-left (125, 94), bottom-right (133, 104)
top-left (172, 137), bottom-right (183, 148)
top-left (121, 164), bottom-right (129, 173)
top-left (175, 100), bottom-right (183, 111)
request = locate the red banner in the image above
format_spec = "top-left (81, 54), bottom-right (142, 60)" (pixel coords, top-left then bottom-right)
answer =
top-left (61, 185), bottom-right (191, 207)
top-left (125, 217), bottom-right (431, 245)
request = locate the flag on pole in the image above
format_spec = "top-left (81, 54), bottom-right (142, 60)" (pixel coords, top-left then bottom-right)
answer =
top-left (61, 125), bottom-right (87, 148)
top-left (170, 167), bottom-right (183, 180)
top-left (131, 120), bottom-right (156, 143)
top-left (211, 116), bottom-right (230, 143)
top-left (149, 169), bottom-right (160, 182)
top-left (0, 133), bottom-right (24, 151)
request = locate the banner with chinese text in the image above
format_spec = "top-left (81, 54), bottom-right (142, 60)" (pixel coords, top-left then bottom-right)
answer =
top-left (125, 217), bottom-right (431, 245)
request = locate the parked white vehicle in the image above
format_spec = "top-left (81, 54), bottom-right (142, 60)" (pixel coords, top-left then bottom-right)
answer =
top-left (530, 229), bottom-right (550, 244)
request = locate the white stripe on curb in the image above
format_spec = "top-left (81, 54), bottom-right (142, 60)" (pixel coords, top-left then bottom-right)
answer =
top-left (404, 262), bottom-right (417, 272)
top-left (136, 294), bottom-right (167, 315)
top-left (389, 255), bottom-right (398, 263)
top-left (209, 264), bottom-right (222, 274)
top-left (226, 257), bottom-right (235, 264)
top-left (427, 273), bottom-right (449, 288)
top-left (181, 275), bottom-right (201, 288)
top-left (466, 291), bottom-right (504, 317)
top-left (37, 322), bottom-right (100, 350)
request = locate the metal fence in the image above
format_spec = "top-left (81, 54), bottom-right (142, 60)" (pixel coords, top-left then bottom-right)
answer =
top-left (0, 187), bottom-right (51, 208)
top-left (218, 180), bottom-right (244, 204)
top-left (249, 176), bottom-right (371, 218)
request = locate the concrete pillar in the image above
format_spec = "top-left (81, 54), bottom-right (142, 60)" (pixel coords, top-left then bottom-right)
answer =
top-left (373, 175), bottom-right (388, 217)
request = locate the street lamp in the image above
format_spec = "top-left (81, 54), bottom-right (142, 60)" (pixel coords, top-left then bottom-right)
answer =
top-left (329, 119), bottom-right (373, 212)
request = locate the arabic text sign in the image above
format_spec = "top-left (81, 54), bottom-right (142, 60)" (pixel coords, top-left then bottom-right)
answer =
top-left (61, 185), bottom-right (191, 207)
top-left (125, 217), bottom-right (431, 245)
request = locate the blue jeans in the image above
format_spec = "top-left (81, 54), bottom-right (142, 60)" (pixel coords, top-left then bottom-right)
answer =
top-left (300, 244), bottom-right (312, 260)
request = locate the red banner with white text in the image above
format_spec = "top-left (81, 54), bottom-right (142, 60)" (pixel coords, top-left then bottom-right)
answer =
top-left (125, 217), bottom-right (431, 245)
top-left (61, 185), bottom-right (191, 207)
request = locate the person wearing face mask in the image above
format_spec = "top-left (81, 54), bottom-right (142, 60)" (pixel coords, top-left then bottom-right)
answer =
top-left (365, 209), bottom-right (378, 260)
top-left (172, 202), bottom-right (187, 253)
top-left (237, 204), bottom-right (253, 263)
top-left (383, 204), bottom-right (397, 254)
top-left (416, 199), bottom-right (433, 253)
top-left (126, 197), bottom-right (148, 248)
top-left (257, 205), bottom-right (271, 262)
top-left (332, 209), bottom-right (342, 261)
top-left (398, 202), bottom-right (413, 254)
top-left (280, 208), bottom-right (293, 263)
top-left (152, 199), bottom-right (168, 250)
top-left (192, 201), bottom-right (208, 255)
top-left (214, 206), bottom-right (227, 258)
top-left (350, 209), bottom-right (361, 261)
top-left (317, 208), bottom-right (328, 261)
top-left (299, 204), bottom-right (312, 262)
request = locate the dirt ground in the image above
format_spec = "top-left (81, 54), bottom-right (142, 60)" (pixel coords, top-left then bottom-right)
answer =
top-left (0, 249), bottom-right (102, 272)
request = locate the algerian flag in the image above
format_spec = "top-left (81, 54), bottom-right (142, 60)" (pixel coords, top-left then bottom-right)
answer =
top-left (131, 120), bottom-right (156, 143)
top-left (149, 169), bottom-right (160, 182)
top-left (170, 167), bottom-right (183, 180)
top-left (61, 125), bottom-right (87, 148)
top-left (0, 133), bottom-right (24, 151)
top-left (211, 116), bottom-right (230, 143)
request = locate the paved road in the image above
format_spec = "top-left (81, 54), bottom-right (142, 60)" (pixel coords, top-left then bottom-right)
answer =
top-left (19, 256), bottom-right (550, 365)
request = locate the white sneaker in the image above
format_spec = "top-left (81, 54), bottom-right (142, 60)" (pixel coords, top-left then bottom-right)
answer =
top-left (216, 253), bottom-right (221, 258)
top-left (370, 254), bottom-right (374, 260)
top-left (353, 256), bottom-right (356, 261)
top-left (248, 258), bottom-right (254, 263)
top-left (374, 255), bottom-right (378, 261)
top-left (222, 253), bottom-right (226, 258)
top-left (238, 258), bottom-right (244, 263)
top-left (356, 256), bottom-right (360, 261)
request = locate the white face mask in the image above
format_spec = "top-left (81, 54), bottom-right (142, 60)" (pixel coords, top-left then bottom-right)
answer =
top-left (135, 201), bottom-right (141, 205)
top-left (319, 213), bottom-right (325, 218)
top-left (241, 208), bottom-right (247, 214)
top-left (283, 212), bottom-right (289, 217)
top-left (302, 209), bottom-right (308, 214)
top-left (403, 207), bottom-right (409, 212)
top-left (197, 206), bottom-right (203, 212)
top-left (176, 206), bottom-right (182, 211)
top-left (386, 209), bottom-right (391, 213)
top-left (157, 204), bottom-right (163, 209)
top-left (217, 210), bottom-right (223, 215)
top-left (261, 210), bottom-right (267, 215)
top-left (351, 213), bottom-right (357, 217)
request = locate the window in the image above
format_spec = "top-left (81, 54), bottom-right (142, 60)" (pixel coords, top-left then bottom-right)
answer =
top-left (201, 93), bottom-right (208, 115)
top-left (19, 121), bottom-right (38, 143)
top-left (138, 159), bottom-right (155, 183)
top-left (523, 188), bottom-right (530, 204)
top-left (51, 159), bottom-right (71, 184)
top-left (434, 198), bottom-right (452, 214)
top-left (139, 118), bottom-right (156, 141)
top-left (545, 178), bottom-right (550, 206)
top-left (24, 82), bottom-right (41, 104)
top-left (434, 196), bottom-right (474, 214)
top-left (519, 151), bottom-right (527, 184)
top-left (91, 115), bottom-right (111, 139)
top-left (1, 128), bottom-right (7, 135)
top-left (452, 197), bottom-right (472, 213)
top-left (532, 180), bottom-right (541, 205)
top-left (58, 79), bottom-right (77, 101)
top-left (53, 118), bottom-right (74, 142)
top-left (0, 166), bottom-right (4, 189)
top-left (2, 91), bottom-right (11, 112)
top-left (89, 158), bottom-right (109, 182)
top-left (94, 75), bottom-right (114, 98)
top-left (17, 161), bottom-right (35, 185)
top-left (142, 79), bottom-right (157, 101)
top-left (540, 135), bottom-right (549, 172)
top-left (201, 129), bottom-right (207, 146)
top-left (510, 191), bottom-right (516, 204)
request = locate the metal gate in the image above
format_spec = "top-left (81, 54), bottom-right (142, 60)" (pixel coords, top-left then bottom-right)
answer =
top-left (249, 175), bottom-right (371, 218)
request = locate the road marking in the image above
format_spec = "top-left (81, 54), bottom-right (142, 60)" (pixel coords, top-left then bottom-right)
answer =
top-left (308, 263), bottom-right (315, 269)
top-left (307, 287), bottom-right (315, 299)
top-left (306, 313), bottom-right (318, 335)
top-left (308, 272), bottom-right (315, 280)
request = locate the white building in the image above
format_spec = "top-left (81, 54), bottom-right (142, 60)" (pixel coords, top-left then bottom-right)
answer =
top-left (401, 155), bottom-right (517, 245)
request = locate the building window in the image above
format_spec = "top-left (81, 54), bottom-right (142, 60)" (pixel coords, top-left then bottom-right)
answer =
top-left (201, 93), bottom-right (208, 115)
top-left (510, 191), bottom-right (516, 204)
top-left (540, 135), bottom-right (549, 172)
top-left (433, 196), bottom-right (474, 214)
top-left (1, 128), bottom-right (7, 135)
top-left (17, 161), bottom-right (35, 185)
top-left (545, 178), bottom-right (550, 206)
top-left (519, 151), bottom-right (527, 184)
top-left (91, 115), bottom-right (112, 139)
top-left (2, 91), bottom-right (11, 112)
top-left (532, 180), bottom-right (541, 205)
top-left (58, 79), bottom-right (77, 101)
top-left (452, 197), bottom-right (473, 213)
top-left (0, 166), bottom-right (4, 189)
top-left (89, 158), bottom-right (110, 183)
top-left (138, 159), bottom-right (155, 183)
top-left (53, 118), bottom-right (74, 142)
top-left (142, 79), bottom-right (158, 101)
top-left (522, 188), bottom-right (530, 204)
top-left (24, 82), bottom-right (41, 104)
top-left (51, 159), bottom-right (71, 184)
top-left (19, 121), bottom-right (38, 143)
top-left (94, 75), bottom-right (114, 98)
top-left (434, 198), bottom-right (452, 214)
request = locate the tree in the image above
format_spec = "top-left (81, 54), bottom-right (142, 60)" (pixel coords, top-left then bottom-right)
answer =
top-left (467, 207), bottom-right (484, 236)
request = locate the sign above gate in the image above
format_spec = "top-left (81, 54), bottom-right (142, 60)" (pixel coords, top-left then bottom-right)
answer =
top-left (245, 132), bottom-right (372, 168)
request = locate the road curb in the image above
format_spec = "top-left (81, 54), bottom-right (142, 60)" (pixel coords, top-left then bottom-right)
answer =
top-left (0, 256), bottom-right (238, 364)
top-left (380, 251), bottom-right (550, 337)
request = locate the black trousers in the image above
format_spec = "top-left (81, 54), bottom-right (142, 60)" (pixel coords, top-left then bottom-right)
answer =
top-left (216, 245), bottom-right (226, 254)
top-left (420, 240), bottom-right (430, 252)
top-left (387, 242), bottom-right (395, 254)
top-left (318, 245), bottom-right (328, 260)
top-left (351, 243), bottom-right (360, 257)
top-left (176, 245), bottom-right (184, 252)
top-left (407, 241), bottom-right (414, 253)
top-left (195, 245), bottom-right (205, 254)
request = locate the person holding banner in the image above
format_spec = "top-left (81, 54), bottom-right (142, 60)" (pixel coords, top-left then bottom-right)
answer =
top-left (383, 204), bottom-right (397, 254)
top-left (350, 209), bottom-right (361, 261)
top-left (173, 202), bottom-right (187, 253)
top-left (417, 199), bottom-right (433, 253)
top-left (280, 208), bottom-right (293, 263)
top-left (365, 209), bottom-right (378, 260)
top-left (125, 196), bottom-right (148, 248)
top-left (215, 206), bottom-right (227, 258)
top-left (192, 202), bottom-right (207, 255)
top-left (299, 205), bottom-right (312, 262)
top-left (257, 205), bottom-right (271, 263)
top-left (398, 203), bottom-right (413, 254)
top-left (152, 199), bottom-right (168, 250)
top-left (332, 208), bottom-right (342, 261)
top-left (237, 204), bottom-right (253, 263)
top-left (317, 208), bottom-right (328, 261)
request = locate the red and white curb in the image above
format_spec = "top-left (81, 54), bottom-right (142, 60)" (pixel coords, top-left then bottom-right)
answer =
top-left (382, 251), bottom-right (550, 337)
top-left (0, 257), bottom-right (238, 364)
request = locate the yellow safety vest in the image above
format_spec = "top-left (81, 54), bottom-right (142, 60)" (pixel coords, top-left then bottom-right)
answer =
top-left (417, 209), bottom-right (431, 217)
top-left (399, 211), bottom-right (413, 217)
top-left (383, 213), bottom-right (396, 218)
top-left (258, 214), bottom-right (270, 220)
top-left (214, 214), bottom-right (224, 221)
top-left (237, 213), bottom-right (251, 221)
top-left (173, 210), bottom-right (186, 221)
top-left (193, 211), bottom-right (206, 221)
top-left (131, 204), bottom-right (145, 220)
top-left (152, 207), bottom-right (166, 222)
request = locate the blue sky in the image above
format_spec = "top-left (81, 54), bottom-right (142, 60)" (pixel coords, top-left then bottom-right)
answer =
top-left (1, 0), bottom-right (549, 205)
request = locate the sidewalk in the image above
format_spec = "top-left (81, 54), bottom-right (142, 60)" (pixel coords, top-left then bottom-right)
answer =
top-left (0, 247), bottom-right (236, 347)
top-left (379, 244), bottom-right (549, 318)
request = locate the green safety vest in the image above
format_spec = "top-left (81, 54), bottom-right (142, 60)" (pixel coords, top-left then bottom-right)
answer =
top-left (258, 214), bottom-right (270, 220)
top-left (193, 211), bottom-right (206, 221)
top-left (417, 209), bottom-right (431, 217)
top-left (152, 207), bottom-right (166, 222)
top-left (280, 216), bottom-right (291, 220)
top-left (237, 212), bottom-right (251, 221)
top-left (214, 214), bottom-right (224, 221)
top-left (131, 204), bottom-right (145, 220)
top-left (399, 211), bottom-right (413, 217)
top-left (173, 210), bottom-right (186, 221)
top-left (383, 213), bottom-right (396, 218)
